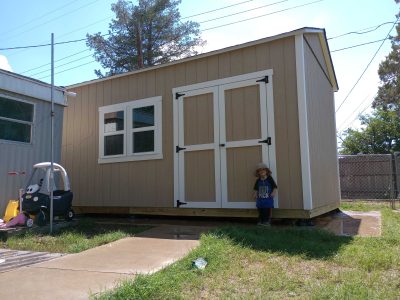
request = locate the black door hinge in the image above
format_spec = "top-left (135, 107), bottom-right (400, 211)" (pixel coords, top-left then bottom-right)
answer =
top-left (175, 92), bottom-right (185, 99)
top-left (258, 137), bottom-right (272, 145)
top-left (176, 145), bottom-right (187, 153)
top-left (256, 76), bottom-right (269, 84)
top-left (177, 200), bottom-right (187, 207)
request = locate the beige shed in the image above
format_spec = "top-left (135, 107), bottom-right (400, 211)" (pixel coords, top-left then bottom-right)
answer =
top-left (63, 27), bottom-right (340, 219)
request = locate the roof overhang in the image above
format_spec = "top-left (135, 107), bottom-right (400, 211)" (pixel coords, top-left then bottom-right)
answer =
top-left (67, 27), bottom-right (338, 92)
top-left (0, 69), bottom-right (68, 106)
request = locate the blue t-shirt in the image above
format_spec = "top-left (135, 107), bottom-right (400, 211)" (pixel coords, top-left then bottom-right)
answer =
top-left (253, 176), bottom-right (277, 208)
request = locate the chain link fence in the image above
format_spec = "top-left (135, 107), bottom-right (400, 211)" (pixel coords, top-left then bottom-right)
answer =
top-left (338, 153), bottom-right (400, 204)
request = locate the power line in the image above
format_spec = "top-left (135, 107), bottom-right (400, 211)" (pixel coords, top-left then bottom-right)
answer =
top-left (337, 92), bottom-right (375, 130)
top-left (0, 34), bottom-right (109, 51)
top-left (30, 54), bottom-right (94, 77)
top-left (335, 17), bottom-right (398, 114)
top-left (0, 0), bottom-right (81, 38)
top-left (331, 38), bottom-right (386, 53)
top-left (202, 0), bottom-right (324, 31)
top-left (2, 0), bottom-right (101, 44)
top-left (328, 21), bottom-right (398, 40)
top-left (21, 49), bottom-right (91, 75)
top-left (199, 0), bottom-right (288, 24)
top-left (37, 60), bottom-right (98, 80)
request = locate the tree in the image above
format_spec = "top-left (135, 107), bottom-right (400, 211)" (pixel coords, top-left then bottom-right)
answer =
top-left (340, 108), bottom-right (400, 154)
top-left (87, 0), bottom-right (204, 77)
top-left (373, 0), bottom-right (400, 109)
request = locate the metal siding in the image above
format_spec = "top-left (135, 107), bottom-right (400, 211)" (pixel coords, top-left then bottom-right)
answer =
top-left (62, 36), bottom-right (304, 211)
top-left (0, 93), bottom-right (64, 215)
top-left (304, 34), bottom-right (340, 209)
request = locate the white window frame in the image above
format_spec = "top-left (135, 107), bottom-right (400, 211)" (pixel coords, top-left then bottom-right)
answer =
top-left (98, 96), bottom-right (162, 164)
top-left (0, 94), bottom-right (35, 145)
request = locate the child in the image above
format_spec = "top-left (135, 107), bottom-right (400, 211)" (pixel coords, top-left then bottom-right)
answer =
top-left (253, 162), bottom-right (277, 226)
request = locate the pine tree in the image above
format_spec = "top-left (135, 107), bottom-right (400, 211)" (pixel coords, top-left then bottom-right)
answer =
top-left (87, 0), bottom-right (204, 77)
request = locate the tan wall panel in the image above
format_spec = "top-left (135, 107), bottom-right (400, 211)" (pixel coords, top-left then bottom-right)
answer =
top-left (225, 85), bottom-right (261, 142)
top-left (227, 146), bottom-right (261, 203)
top-left (184, 94), bottom-right (214, 145)
top-left (184, 150), bottom-right (215, 202)
top-left (305, 34), bottom-right (340, 209)
top-left (304, 33), bottom-right (328, 76)
top-left (62, 36), bottom-right (304, 211)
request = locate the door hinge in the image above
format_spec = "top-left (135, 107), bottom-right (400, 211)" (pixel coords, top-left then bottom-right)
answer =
top-left (177, 200), bottom-right (187, 207)
top-left (175, 92), bottom-right (185, 100)
top-left (258, 137), bottom-right (272, 145)
top-left (176, 145), bottom-right (187, 153)
top-left (256, 76), bottom-right (269, 84)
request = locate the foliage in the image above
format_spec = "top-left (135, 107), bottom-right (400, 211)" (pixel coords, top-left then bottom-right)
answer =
top-left (97, 203), bottom-right (400, 299)
top-left (340, 108), bottom-right (400, 154)
top-left (87, 0), bottom-right (204, 77)
top-left (373, 0), bottom-right (400, 109)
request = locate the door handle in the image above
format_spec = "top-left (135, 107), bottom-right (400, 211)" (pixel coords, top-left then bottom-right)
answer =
top-left (220, 143), bottom-right (225, 147)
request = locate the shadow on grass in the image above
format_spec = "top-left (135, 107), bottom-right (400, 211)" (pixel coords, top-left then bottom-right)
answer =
top-left (211, 225), bottom-right (353, 260)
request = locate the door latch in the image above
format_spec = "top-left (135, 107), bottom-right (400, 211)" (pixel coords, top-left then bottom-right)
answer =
top-left (258, 137), bottom-right (272, 145)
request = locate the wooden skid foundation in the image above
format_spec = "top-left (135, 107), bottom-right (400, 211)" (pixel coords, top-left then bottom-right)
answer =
top-left (73, 202), bottom-right (339, 219)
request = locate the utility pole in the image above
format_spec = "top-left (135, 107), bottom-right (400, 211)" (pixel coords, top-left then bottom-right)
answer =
top-left (50, 33), bottom-right (54, 234)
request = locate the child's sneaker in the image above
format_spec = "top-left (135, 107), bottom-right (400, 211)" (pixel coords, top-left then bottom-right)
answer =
top-left (257, 221), bottom-right (263, 226)
top-left (261, 221), bottom-right (271, 227)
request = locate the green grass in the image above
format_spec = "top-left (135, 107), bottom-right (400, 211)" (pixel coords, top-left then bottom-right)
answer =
top-left (97, 203), bottom-right (400, 300)
top-left (1, 218), bottom-right (150, 253)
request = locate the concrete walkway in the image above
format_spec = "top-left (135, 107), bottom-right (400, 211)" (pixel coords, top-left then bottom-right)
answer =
top-left (0, 225), bottom-right (211, 300)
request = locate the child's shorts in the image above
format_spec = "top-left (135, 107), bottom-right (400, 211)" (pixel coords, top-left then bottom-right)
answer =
top-left (256, 197), bottom-right (274, 208)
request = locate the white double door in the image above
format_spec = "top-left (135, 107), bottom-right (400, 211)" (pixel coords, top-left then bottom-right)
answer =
top-left (174, 71), bottom-right (276, 209)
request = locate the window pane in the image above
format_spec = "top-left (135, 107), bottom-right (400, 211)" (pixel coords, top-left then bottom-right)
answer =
top-left (104, 134), bottom-right (124, 156)
top-left (133, 106), bottom-right (154, 128)
top-left (133, 130), bottom-right (154, 153)
top-left (0, 119), bottom-right (31, 143)
top-left (104, 111), bottom-right (124, 133)
top-left (0, 97), bottom-right (34, 122)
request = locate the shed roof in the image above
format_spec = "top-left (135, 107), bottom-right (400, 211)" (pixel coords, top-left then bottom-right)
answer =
top-left (68, 27), bottom-right (338, 91)
top-left (0, 69), bottom-right (67, 106)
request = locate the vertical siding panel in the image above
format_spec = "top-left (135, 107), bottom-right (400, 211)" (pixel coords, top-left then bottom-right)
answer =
top-left (196, 59), bottom-right (208, 83)
top-left (242, 47), bottom-right (257, 73)
top-left (230, 49), bottom-right (243, 75)
top-left (94, 82), bottom-right (104, 207)
top-left (162, 66), bottom-right (175, 207)
top-left (218, 53), bottom-right (231, 78)
top-left (85, 85), bottom-right (96, 206)
top-left (80, 85), bottom-right (89, 205)
top-left (269, 40), bottom-right (292, 209)
top-left (206, 56), bottom-right (219, 81)
top-left (284, 38), bottom-right (303, 209)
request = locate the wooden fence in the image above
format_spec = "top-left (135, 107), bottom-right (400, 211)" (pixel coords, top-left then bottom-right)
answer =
top-left (338, 153), bottom-right (400, 199)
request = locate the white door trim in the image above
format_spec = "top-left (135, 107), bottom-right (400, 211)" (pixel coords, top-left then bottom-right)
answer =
top-left (174, 86), bottom-right (221, 208)
top-left (173, 69), bottom-right (276, 209)
top-left (295, 34), bottom-right (313, 210)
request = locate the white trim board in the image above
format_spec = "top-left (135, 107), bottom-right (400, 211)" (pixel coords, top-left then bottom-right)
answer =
top-left (295, 34), bottom-right (313, 210)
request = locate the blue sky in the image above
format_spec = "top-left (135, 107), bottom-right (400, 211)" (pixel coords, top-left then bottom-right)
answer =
top-left (0, 0), bottom-right (398, 134)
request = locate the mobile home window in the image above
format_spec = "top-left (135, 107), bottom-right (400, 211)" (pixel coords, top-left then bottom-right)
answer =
top-left (98, 96), bottom-right (162, 163)
top-left (0, 96), bottom-right (34, 143)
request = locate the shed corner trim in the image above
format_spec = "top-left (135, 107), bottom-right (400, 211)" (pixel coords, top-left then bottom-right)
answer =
top-left (295, 33), bottom-right (313, 211)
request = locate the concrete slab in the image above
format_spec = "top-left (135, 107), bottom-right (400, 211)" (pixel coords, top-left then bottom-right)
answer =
top-left (0, 225), bottom-right (209, 300)
top-left (0, 267), bottom-right (131, 300)
top-left (314, 210), bottom-right (381, 237)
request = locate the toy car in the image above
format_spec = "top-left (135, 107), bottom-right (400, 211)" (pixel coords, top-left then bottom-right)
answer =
top-left (21, 162), bottom-right (74, 226)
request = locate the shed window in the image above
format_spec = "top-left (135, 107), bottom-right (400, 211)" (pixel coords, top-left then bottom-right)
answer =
top-left (0, 96), bottom-right (34, 143)
top-left (98, 96), bottom-right (162, 163)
